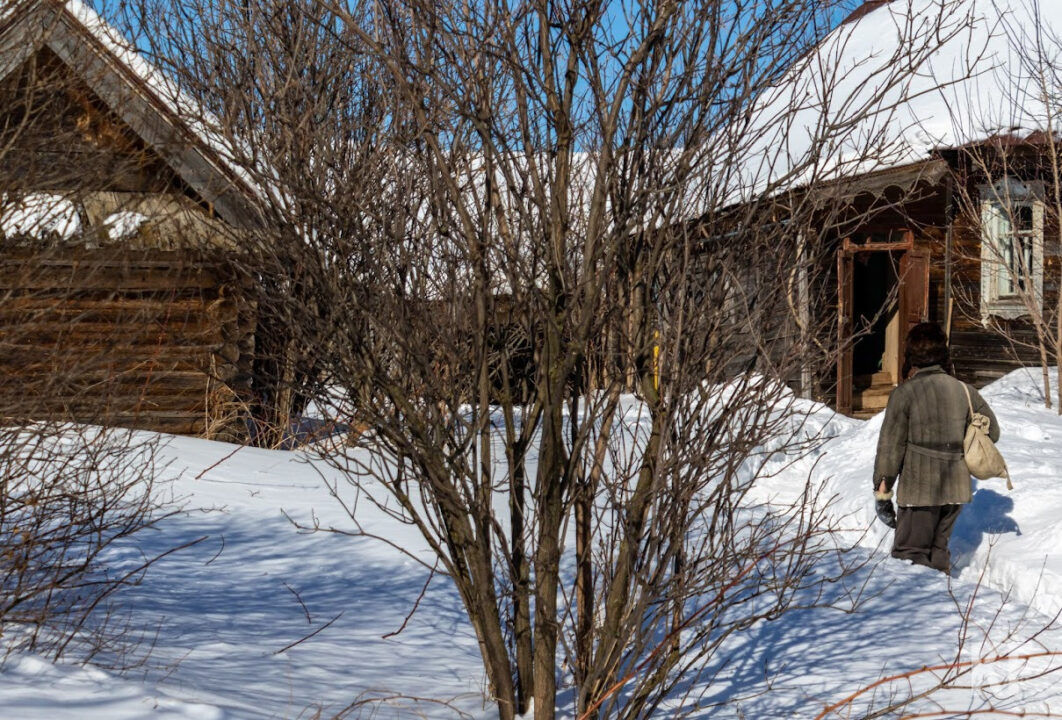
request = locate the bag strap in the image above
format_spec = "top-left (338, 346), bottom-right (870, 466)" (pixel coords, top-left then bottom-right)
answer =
top-left (960, 381), bottom-right (974, 422)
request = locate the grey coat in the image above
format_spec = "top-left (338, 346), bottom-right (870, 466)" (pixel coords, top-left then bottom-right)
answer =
top-left (873, 365), bottom-right (1000, 507)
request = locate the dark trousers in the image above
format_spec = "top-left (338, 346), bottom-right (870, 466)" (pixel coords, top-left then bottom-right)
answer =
top-left (892, 504), bottom-right (962, 572)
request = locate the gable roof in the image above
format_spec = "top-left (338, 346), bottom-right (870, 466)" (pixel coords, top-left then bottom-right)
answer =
top-left (0, 0), bottom-right (262, 228)
top-left (736, 0), bottom-right (1062, 199)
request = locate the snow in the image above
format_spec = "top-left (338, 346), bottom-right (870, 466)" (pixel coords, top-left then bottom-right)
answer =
top-left (739, 0), bottom-right (1062, 197)
top-left (104, 211), bottom-right (148, 241)
top-left (0, 193), bottom-right (81, 240)
top-left (3, 367), bottom-right (1062, 717)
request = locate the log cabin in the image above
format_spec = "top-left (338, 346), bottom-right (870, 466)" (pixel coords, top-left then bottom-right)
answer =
top-left (750, 0), bottom-right (1062, 416)
top-left (0, 0), bottom-right (263, 437)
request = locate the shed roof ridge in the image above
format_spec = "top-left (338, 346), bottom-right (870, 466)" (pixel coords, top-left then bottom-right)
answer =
top-left (0, 0), bottom-right (264, 228)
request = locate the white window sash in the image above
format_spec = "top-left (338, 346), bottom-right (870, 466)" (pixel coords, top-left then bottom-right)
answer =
top-left (979, 181), bottom-right (1044, 323)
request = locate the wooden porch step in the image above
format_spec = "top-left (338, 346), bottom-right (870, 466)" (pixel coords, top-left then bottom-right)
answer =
top-left (853, 383), bottom-right (896, 412)
top-left (855, 371), bottom-right (895, 389)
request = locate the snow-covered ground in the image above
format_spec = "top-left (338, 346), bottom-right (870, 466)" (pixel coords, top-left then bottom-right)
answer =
top-left (3, 368), bottom-right (1062, 718)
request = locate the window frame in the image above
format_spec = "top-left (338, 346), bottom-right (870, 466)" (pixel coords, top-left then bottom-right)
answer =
top-left (979, 178), bottom-right (1045, 322)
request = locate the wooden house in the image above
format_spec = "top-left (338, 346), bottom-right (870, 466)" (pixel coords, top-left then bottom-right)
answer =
top-left (0, 0), bottom-right (263, 436)
top-left (754, 0), bottom-right (1062, 416)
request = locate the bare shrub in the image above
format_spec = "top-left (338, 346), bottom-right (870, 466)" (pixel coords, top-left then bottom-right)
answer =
top-left (817, 565), bottom-right (1062, 719)
top-left (0, 423), bottom-right (188, 664)
top-left (113, 0), bottom-right (983, 718)
top-left (0, 2), bottom-right (220, 665)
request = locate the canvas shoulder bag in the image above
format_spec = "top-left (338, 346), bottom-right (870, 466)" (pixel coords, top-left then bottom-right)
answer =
top-left (960, 382), bottom-right (1012, 489)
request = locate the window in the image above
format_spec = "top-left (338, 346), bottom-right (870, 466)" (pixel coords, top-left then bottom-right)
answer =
top-left (980, 179), bottom-right (1044, 322)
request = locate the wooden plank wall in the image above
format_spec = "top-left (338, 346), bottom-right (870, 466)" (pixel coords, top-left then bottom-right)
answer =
top-left (937, 208), bottom-right (1061, 387)
top-left (0, 248), bottom-right (254, 436)
top-left (814, 178), bottom-right (1059, 394)
top-left (809, 186), bottom-right (950, 402)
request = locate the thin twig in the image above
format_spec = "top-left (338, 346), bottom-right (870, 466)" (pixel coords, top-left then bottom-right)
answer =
top-left (273, 612), bottom-right (344, 655)
top-left (194, 444), bottom-right (248, 480)
top-left (383, 560), bottom-right (438, 639)
top-left (815, 651), bottom-right (1062, 720)
top-left (285, 582), bottom-right (312, 624)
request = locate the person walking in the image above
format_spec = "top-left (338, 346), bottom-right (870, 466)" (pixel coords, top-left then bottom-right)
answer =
top-left (872, 322), bottom-right (1000, 573)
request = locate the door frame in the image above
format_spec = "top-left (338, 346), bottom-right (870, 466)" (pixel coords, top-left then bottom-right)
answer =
top-left (836, 229), bottom-right (929, 414)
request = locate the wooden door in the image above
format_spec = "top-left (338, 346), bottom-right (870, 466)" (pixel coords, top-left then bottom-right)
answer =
top-left (898, 247), bottom-right (930, 376)
top-left (836, 248), bottom-right (854, 414)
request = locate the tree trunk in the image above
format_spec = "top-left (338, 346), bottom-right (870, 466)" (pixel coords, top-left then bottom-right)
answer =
top-left (510, 437), bottom-right (535, 715)
top-left (584, 410), bottom-right (663, 713)
top-left (531, 274), bottom-right (572, 720)
top-left (575, 465), bottom-right (593, 717)
top-left (533, 401), bottom-right (564, 720)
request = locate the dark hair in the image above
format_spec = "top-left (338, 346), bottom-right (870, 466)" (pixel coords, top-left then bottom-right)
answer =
top-left (903, 322), bottom-right (950, 376)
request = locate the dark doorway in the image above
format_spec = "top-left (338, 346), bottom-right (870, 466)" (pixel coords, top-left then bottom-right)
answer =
top-left (850, 251), bottom-right (900, 414)
top-left (836, 230), bottom-right (928, 416)
top-left (852, 251), bottom-right (899, 378)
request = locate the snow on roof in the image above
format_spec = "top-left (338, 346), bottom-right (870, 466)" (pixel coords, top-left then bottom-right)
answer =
top-left (736, 0), bottom-right (1062, 198)
top-left (0, 193), bottom-right (81, 240)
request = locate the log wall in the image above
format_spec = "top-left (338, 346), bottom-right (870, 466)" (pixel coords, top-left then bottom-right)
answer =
top-left (0, 248), bottom-right (254, 436)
